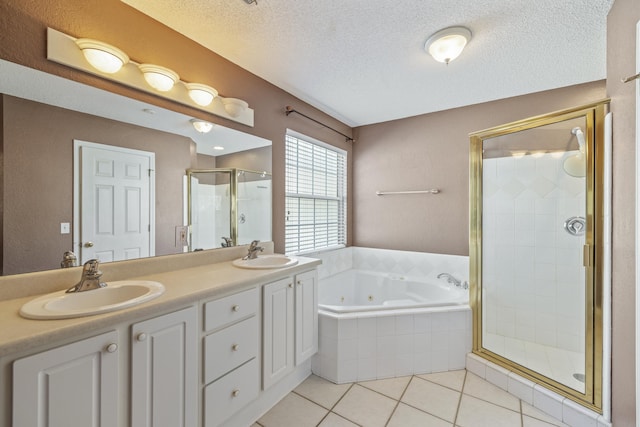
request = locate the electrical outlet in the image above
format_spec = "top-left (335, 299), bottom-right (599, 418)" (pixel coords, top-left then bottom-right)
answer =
top-left (175, 226), bottom-right (188, 247)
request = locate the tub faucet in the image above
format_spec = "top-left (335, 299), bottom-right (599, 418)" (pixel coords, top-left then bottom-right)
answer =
top-left (66, 259), bottom-right (107, 293)
top-left (221, 237), bottom-right (233, 247)
top-left (243, 240), bottom-right (264, 260)
top-left (437, 273), bottom-right (468, 290)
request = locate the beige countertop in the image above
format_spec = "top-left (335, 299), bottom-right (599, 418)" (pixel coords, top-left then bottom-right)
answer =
top-left (0, 255), bottom-right (320, 357)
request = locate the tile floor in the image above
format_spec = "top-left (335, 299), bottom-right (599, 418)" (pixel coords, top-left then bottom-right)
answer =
top-left (253, 370), bottom-right (569, 427)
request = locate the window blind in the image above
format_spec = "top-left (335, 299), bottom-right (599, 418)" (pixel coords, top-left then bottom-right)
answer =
top-left (285, 134), bottom-right (346, 254)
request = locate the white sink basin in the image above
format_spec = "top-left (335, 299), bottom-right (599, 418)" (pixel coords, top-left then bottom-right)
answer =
top-left (19, 280), bottom-right (165, 320)
top-left (232, 255), bottom-right (298, 269)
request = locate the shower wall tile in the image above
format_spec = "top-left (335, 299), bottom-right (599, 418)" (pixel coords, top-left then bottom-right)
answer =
top-left (484, 154), bottom-right (585, 352)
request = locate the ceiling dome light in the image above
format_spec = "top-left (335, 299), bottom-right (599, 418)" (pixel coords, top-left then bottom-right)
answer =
top-left (190, 119), bottom-right (213, 133)
top-left (75, 38), bottom-right (129, 74)
top-left (138, 64), bottom-right (179, 92)
top-left (185, 83), bottom-right (218, 106)
top-left (222, 98), bottom-right (249, 117)
top-left (425, 26), bottom-right (472, 64)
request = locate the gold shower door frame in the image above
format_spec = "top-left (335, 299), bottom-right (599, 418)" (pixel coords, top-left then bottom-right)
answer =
top-left (469, 100), bottom-right (609, 412)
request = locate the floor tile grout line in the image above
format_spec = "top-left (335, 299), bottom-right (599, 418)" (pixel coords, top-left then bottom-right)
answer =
top-left (382, 374), bottom-right (415, 427)
top-left (390, 376), bottom-right (462, 426)
top-left (452, 369), bottom-right (468, 426)
top-left (313, 382), bottom-right (361, 426)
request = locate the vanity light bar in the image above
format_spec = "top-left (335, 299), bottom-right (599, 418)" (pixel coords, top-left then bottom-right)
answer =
top-left (47, 28), bottom-right (253, 126)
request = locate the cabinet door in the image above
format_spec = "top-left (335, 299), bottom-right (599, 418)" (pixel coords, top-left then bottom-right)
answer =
top-left (295, 269), bottom-right (318, 364)
top-left (131, 306), bottom-right (197, 427)
top-left (262, 277), bottom-right (294, 389)
top-left (13, 330), bottom-right (119, 427)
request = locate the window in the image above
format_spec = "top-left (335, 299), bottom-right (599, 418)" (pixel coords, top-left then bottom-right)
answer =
top-left (285, 132), bottom-right (347, 254)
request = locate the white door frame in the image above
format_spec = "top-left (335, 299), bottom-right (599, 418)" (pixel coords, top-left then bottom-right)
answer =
top-left (635, 19), bottom-right (640, 426)
top-left (73, 140), bottom-right (156, 261)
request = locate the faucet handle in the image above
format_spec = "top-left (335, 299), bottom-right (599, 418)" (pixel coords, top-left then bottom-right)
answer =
top-left (82, 259), bottom-right (102, 278)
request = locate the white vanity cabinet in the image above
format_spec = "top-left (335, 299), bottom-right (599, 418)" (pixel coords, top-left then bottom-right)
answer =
top-left (262, 277), bottom-right (295, 389)
top-left (263, 270), bottom-right (318, 389)
top-left (131, 306), bottom-right (198, 427)
top-left (295, 269), bottom-right (318, 365)
top-left (203, 287), bottom-right (260, 427)
top-left (13, 330), bottom-right (120, 427)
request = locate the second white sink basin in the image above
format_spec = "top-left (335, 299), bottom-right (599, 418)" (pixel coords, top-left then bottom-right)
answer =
top-left (19, 280), bottom-right (165, 320)
top-left (232, 255), bottom-right (298, 269)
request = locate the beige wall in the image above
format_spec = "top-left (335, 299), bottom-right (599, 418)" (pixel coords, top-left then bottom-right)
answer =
top-left (607, 0), bottom-right (639, 424)
top-left (0, 0), bottom-right (354, 254)
top-left (353, 81), bottom-right (606, 255)
top-left (1, 95), bottom-right (194, 274)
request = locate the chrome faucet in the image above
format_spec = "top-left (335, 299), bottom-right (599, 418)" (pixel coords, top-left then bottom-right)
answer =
top-left (242, 240), bottom-right (264, 260)
top-left (60, 251), bottom-right (78, 268)
top-left (437, 273), bottom-right (469, 290)
top-left (66, 259), bottom-right (107, 293)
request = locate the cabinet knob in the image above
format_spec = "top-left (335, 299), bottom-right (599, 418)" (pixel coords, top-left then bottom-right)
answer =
top-left (297, 280), bottom-right (302, 285)
top-left (232, 389), bottom-right (240, 398)
top-left (232, 305), bottom-right (240, 312)
top-left (288, 283), bottom-right (293, 288)
top-left (232, 344), bottom-right (239, 351)
top-left (137, 333), bottom-right (147, 342)
top-left (105, 343), bottom-right (118, 353)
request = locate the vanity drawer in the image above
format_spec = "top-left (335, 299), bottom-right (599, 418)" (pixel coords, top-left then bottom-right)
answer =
top-left (204, 358), bottom-right (259, 427)
top-left (204, 316), bottom-right (258, 383)
top-left (204, 287), bottom-right (258, 332)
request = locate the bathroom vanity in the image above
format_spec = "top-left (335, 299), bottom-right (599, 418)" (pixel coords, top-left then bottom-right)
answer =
top-left (0, 245), bottom-right (320, 427)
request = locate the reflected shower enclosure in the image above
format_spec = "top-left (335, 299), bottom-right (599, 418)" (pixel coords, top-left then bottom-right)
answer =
top-left (469, 101), bottom-right (608, 412)
top-left (187, 168), bottom-right (272, 251)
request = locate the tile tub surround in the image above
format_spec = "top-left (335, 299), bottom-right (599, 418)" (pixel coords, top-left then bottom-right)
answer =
top-left (308, 247), bottom-right (471, 383)
top-left (466, 353), bottom-right (611, 427)
top-left (313, 307), bottom-right (472, 383)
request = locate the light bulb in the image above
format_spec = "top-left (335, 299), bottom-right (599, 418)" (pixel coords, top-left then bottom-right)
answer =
top-left (185, 83), bottom-right (218, 106)
top-left (75, 39), bottom-right (129, 74)
top-left (138, 64), bottom-right (179, 92)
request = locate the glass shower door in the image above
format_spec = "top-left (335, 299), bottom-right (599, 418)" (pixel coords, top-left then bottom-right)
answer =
top-left (470, 100), bottom-right (607, 411)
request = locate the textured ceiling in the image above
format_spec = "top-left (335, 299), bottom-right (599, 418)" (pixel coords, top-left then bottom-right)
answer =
top-left (122, 0), bottom-right (613, 127)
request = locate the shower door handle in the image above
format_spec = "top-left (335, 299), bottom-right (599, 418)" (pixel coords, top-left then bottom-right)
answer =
top-left (583, 244), bottom-right (592, 267)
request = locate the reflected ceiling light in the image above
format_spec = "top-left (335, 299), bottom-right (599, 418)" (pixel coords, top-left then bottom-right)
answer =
top-left (222, 98), bottom-right (249, 117)
top-left (191, 119), bottom-right (213, 133)
top-left (425, 26), bottom-right (472, 64)
top-left (138, 64), bottom-right (179, 92)
top-left (531, 151), bottom-right (546, 158)
top-left (185, 83), bottom-right (218, 106)
top-left (213, 146), bottom-right (225, 151)
top-left (75, 38), bottom-right (129, 74)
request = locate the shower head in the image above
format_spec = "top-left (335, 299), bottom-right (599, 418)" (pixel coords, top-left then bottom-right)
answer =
top-left (563, 127), bottom-right (586, 177)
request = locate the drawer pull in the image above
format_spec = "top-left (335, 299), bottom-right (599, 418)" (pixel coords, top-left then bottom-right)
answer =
top-left (136, 333), bottom-right (147, 342)
top-left (232, 344), bottom-right (239, 351)
top-left (105, 343), bottom-right (118, 353)
top-left (232, 389), bottom-right (240, 397)
top-left (232, 304), bottom-right (240, 312)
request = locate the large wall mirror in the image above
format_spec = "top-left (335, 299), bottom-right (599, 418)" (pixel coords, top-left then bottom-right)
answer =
top-left (469, 100), bottom-right (608, 411)
top-left (0, 59), bottom-right (272, 276)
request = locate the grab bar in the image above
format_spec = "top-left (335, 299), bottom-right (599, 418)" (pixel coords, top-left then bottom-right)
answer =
top-left (376, 189), bottom-right (440, 196)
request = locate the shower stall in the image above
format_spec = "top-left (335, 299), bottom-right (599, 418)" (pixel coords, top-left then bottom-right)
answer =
top-left (469, 100), bottom-right (609, 412)
top-left (187, 168), bottom-right (272, 251)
